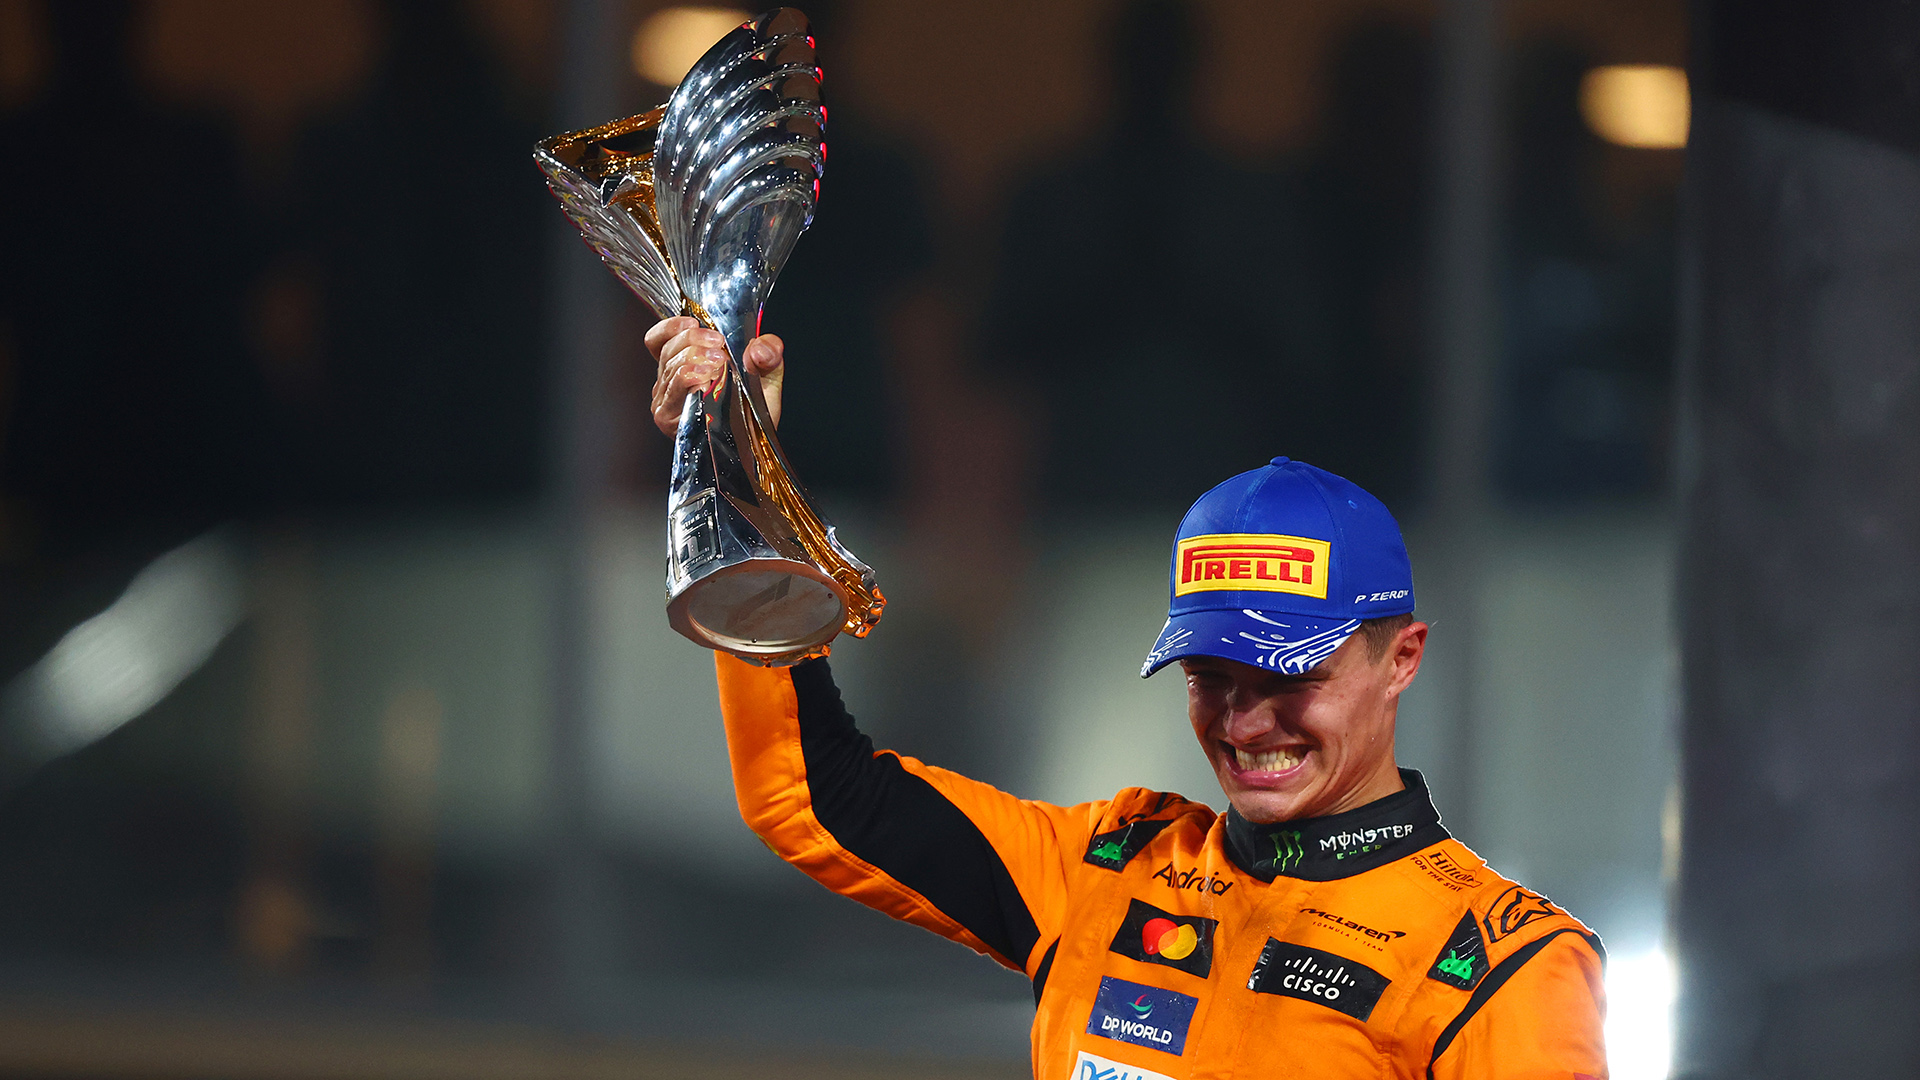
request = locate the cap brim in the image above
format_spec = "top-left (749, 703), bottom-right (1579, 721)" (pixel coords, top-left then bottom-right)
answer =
top-left (1141, 610), bottom-right (1363, 678)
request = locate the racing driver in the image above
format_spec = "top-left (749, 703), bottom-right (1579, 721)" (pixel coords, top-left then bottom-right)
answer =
top-left (646, 318), bottom-right (1608, 1079)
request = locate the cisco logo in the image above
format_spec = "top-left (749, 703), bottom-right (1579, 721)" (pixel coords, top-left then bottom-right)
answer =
top-left (1274, 951), bottom-right (1363, 1004)
top-left (1247, 939), bottom-right (1393, 1023)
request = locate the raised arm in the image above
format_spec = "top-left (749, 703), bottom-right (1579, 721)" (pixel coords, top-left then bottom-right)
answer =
top-left (715, 654), bottom-right (1100, 978)
top-left (657, 318), bottom-right (1094, 976)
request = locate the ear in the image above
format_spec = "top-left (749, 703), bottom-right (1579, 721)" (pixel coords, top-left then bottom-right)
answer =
top-left (1385, 622), bottom-right (1428, 697)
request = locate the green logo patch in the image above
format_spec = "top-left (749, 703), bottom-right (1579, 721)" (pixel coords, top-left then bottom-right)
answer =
top-left (1436, 950), bottom-right (1476, 982)
top-left (1427, 911), bottom-right (1489, 990)
top-left (1270, 830), bottom-right (1305, 873)
top-left (1083, 818), bottom-right (1174, 871)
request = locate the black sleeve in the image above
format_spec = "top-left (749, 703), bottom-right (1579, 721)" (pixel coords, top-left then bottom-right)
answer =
top-left (790, 659), bottom-right (1043, 969)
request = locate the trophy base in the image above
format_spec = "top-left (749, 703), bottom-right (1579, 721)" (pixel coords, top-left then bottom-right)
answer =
top-left (667, 556), bottom-right (849, 663)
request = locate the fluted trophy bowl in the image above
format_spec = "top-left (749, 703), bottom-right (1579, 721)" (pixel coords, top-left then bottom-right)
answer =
top-left (534, 7), bottom-right (882, 665)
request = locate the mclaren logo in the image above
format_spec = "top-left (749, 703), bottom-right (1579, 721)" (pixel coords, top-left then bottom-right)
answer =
top-left (1301, 906), bottom-right (1407, 944)
top-left (1173, 533), bottom-right (1332, 599)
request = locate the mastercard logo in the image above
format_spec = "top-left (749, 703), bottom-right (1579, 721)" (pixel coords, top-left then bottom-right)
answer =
top-left (1141, 916), bottom-right (1200, 961)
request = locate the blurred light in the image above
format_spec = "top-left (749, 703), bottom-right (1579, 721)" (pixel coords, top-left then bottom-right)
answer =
top-left (0, 0), bottom-right (49, 109)
top-left (2, 531), bottom-right (245, 759)
top-left (1605, 947), bottom-right (1674, 1080)
top-left (1580, 65), bottom-right (1690, 149)
top-left (632, 6), bottom-right (751, 86)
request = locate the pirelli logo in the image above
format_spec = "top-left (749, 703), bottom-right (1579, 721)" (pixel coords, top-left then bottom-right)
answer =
top-left (1175, 533), bottom-right (1331, 599)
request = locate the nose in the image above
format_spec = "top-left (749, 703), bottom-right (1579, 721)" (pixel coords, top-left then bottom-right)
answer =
top-left (1219, 692), bottom-right (1281, 745)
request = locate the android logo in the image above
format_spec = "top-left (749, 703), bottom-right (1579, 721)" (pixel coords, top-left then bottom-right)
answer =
top-left (1437, 950), bottom-right (1476, 982)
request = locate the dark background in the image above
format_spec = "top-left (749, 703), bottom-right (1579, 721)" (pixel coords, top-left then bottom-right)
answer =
top-left (0, 0), bottom-right (1699, 1075)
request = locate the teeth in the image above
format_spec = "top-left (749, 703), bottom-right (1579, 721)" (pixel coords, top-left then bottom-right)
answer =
top-left (1235, 746), bottom-right (1305, 772)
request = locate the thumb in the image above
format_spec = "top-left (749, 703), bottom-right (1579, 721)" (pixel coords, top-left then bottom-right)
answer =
top-left (746, 334), bottom-right (784, 429)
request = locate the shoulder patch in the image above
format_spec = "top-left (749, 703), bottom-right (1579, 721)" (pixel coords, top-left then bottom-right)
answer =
top-left (1426, 927), bottom-right (1603, 1076)
top-left (1410, 849), bottom-right (1483, 891)
top-left (1481, 884), bottom-right (1564, 943)
top-left (1427, 911), bottom-right (1489, 990)
top-left (1085, 818), bottom-right (1174, 871)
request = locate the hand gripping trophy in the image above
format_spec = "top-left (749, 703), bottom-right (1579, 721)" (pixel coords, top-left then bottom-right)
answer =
top-left (535, 8), bottom-right (882, 665)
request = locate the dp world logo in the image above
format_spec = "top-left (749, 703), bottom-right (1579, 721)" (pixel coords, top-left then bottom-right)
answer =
top-left (1085, 977), bottom-right (1199, 1055)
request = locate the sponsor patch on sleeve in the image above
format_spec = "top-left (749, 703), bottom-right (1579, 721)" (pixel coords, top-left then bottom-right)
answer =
top-left (1246, 939), bottom-right (1390, 1022)
top-left (1085, 818), bottom-right (1173, 871)
top-left (1173, 533), bottom-right (1331, 599)
top-left (1427, 911), bottom-right (1489, 990)
top-left (1085, 977), bottom-right (1199, 1055)
top-left (1070, 1050), bottom-right (1177, 1080)
top-left (1481, 885), bottom-right (1563, 943)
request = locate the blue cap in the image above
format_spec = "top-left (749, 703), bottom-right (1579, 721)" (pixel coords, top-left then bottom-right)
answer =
top-left (1141, 458), bottom-right (1414, 677)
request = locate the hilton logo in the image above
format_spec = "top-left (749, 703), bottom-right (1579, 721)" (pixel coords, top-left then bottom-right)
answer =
top-left (1173, 534), bottom-right (1332, 600)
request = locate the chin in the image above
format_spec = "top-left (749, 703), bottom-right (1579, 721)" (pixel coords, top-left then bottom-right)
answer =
top-left (1220, 782), bottom-right (1309, 825)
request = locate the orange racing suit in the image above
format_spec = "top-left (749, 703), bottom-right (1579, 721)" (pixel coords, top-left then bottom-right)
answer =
top-left (717, 654), bottom-right (1607, 1079)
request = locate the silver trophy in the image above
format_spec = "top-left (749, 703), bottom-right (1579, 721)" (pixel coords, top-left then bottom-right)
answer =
top-left (535, 8), bottom-right (882, 665)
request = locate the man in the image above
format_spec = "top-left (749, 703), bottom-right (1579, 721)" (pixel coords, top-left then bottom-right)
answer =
top-left (646, 318), bottom-right (1608, 1079)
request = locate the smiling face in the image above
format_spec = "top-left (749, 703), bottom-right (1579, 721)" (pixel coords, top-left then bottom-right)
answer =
top-left (1181, 621), bottom-right (1427, 824)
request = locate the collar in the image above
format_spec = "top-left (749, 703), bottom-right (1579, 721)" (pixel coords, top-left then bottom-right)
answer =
top-left (1224, 768), bottom-right (1449, 882)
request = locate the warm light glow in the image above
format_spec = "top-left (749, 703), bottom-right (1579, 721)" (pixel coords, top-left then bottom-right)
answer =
top-left (1580, 65), bottom-right (1690, 149)
top-left (1605, 947), bottom-right (1674, 1080)
top-left (632, 6), bottom-right (752, 86)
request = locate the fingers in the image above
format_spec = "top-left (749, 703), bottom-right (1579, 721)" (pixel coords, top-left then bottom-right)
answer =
top-left (650, 323), bottom-right (730, 438)
top-left (644, 315), bottom-right (699, 364)
top-left (643, 322), bottom-right (788, 436)
top-left (744, 333), bottom-right (784, 375)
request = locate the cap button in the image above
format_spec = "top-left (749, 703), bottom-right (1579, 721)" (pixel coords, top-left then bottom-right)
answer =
top-left (1269, 456), bottom-right (1291, 467)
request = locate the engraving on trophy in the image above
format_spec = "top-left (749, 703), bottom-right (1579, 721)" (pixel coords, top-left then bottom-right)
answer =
top-left (535, 7), bottom-right (883, 665)
top-left (670, 490), bottom-right (721, 588)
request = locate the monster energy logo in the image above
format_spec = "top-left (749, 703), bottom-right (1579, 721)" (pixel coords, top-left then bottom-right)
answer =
top-left (1270, 830), bottom-right (1305, 872)
top-left (1436, 950), bottom-right (1476, 981)
top-left (1090, 840), bottom-right (1126, 863)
